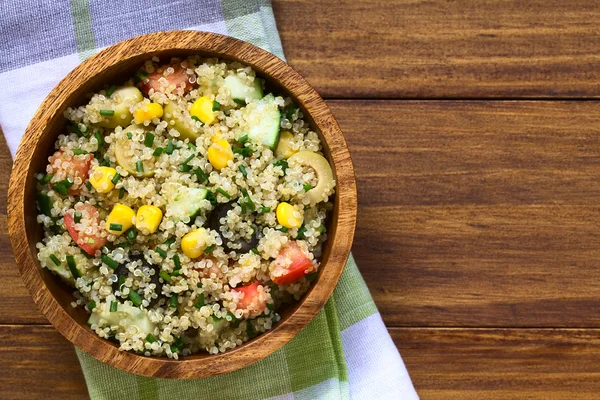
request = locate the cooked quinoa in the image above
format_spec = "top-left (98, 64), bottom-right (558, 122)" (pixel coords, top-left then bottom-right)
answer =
top-left (35, 56), bottom-right (335, 358)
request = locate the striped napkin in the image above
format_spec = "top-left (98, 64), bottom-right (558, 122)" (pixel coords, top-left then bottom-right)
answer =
top-left (0, 1), bottom-right (418, 398)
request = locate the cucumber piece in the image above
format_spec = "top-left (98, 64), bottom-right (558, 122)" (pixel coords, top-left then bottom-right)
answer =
top-left (95, 86), bottom-right (143, 129)
top-left (166, 186), bottom-right (208, 221)
top-left (224, 75), bottom-right (263, 104)
top-left (163, 101), bottom-right (201, 141)
top-left (114, 124), bottom-right (155, 177)
top-left (88, 302), bottom-right (155, 335)
top-left (244, 94), bottom-right (281, 149)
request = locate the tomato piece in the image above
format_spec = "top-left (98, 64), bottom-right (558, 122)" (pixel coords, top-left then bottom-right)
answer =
top-left (47, 150), bottom-right (93, 195)
top-left (233, 282), bottom-right (266, 314)
top-left (271, 241), bottom-right (315, 285)
top-left (64, 203), bottom-right (107, 255)
top-left (140, 63), bottom-right (193, 95)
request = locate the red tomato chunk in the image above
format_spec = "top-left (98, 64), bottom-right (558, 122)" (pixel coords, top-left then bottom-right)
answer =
top-left (64, 203), bottom-right (107, 255)
top-left (47, 150), bottom-right (93, 195)
top-left (271, 241), bottom-right (315, 285)
top-left (140, 62), bottom-right (194, 95)
top-left (233, 282), bottom-right (267, 314)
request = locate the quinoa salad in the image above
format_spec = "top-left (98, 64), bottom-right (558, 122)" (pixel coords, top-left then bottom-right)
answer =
top-left (34, 56), bottom-right (335, 358)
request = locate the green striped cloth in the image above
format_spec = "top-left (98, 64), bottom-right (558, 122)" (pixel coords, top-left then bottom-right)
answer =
top-left (1, 1), bottom-right (417, 398)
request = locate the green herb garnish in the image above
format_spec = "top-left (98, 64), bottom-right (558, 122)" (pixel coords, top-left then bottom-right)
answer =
top-left (109, 223), bottom-right (123, 231)
top-left (144, 132), bottom-right (155, 147)
top-left (204, 244), bottom-right (216, 254)
top-left (216, 188), bottom-right (231, 199)
top-left (101, 255), bottom-right (119, 269)
top-left (49, 254), bottom-right (61, 266)
top-left (99, 109), bottom-right (115, 116)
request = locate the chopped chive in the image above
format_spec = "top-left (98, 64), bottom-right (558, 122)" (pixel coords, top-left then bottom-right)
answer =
top-left (238, 134), bottom-right (248, 143)
top-left (273, 159), bottom-right (288, 174)
top-left (99, 109), bottom-right (115, 116)
top-left (233, 147), bottom-right (251, 157)
top-left (49, 254), bottom-right (61, 266)
top-left (118, 187), bottom-right (126, 199)
top-left (203, 244), bottom-right (216, 255)
top-left (129, 291), bottom-right (142, 306)
top-left (306, 272), bottom-right (319, 281)
top-left (238, 165), bottom-right (247, 177)
top-left (36, 193), bottom-right (52, 216)
top-left (74, 212), bottom-right (82, 223)
top-left (85, 181), bottom-right (93, 191)
top-left (170, 269), bottom-right (182, 277)
top-left (126, 132), bottom-right (133, 139)
top-left (279, 227), bottom-right (289, 233)
top-left (286, 104), bottom-right (298, 120)
top-left (193, 168), bottom-right (208, 183)
top-left (135, 160), bottom-right (144, 173)
top-left (241, 203), bottom-right (247, 214)
top-left (38, 174), bottom-right (53, 185)
top-left (111, 173), bottom-right (121, 185)
top-left (179, 164), bottom-right (193, 172)
top-left (205, 191), bottom-right (218, 206)
top-left (188, 143), bottom-right (197, 151)
top-left (100, 158), bottom-right (111, 167)
top-left (251, 248), bottom-right (259, 255)
top-left (166, 140), bottom-right (174, 155)
top-left (110, 301), bottom-right (118, 312)
top-left (212, 101), bottom-right (221, 111)
top-left (156, 247), bottom-right (167, 257)
top-left (159, 271), bottom-right (172, 283)
top-left (109, 223), bottom-right (123, 231)
top-left (94, 131), bottom-right (104, 147)
top-left (317, 224), bottom-right (327, 234)
top-left (53, 183), bottom-right (68, 196)
top-left (146, 334), bottom-right (157, 343)
top-left (216, 188), bottom-right (230, 199)
top-left (136, 70), bottom-right (148, 81)
top-left (170, 294), bottom-right (178, 308)
top-left (72, 149), bottom-right (87, 155)
top-left (259, 206), bottom-right (271, 213)
top-left (182, 154), bottom-right (195, 165)
top-left (303, 183), bottom-right (313, 192)
top-left (87, 300), bottom-right (96, 311)
top-left (126, 228), bottom-right (136, 242)
top-left (101, 255), bottom-right (119, 269)
top-left (68, 123), bottom-right (83, 137)
top-left (194, 293), bottom-right (205, 309)
top-left (191, 116), bottom-right (203, 125)
top-left (66, 255), bottom-right (80, 278)
top-left (144, 132), bottom-right (155, 147)
top-left (173, 254), bottom-right (181, 269)
top-left (164, 237), bottom-right (176, 246)
top-left (106, 85), bottom-right (116, 97)
top-left (153, 147), bottom-right (164, 156)
top-left (241, 188), bottom-right (256, 212)
top-left (297, 224), bottom-right (307, 240)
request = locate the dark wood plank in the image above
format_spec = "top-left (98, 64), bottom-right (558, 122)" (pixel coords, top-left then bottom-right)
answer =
top-left (392, 328), bottom-right (600, 400)
top-left (273, 0), bottom-right (600, 98)
top-left (0, 325), bottom-right (87, 399)
top-left (326, 100), bottom-right (600, 327)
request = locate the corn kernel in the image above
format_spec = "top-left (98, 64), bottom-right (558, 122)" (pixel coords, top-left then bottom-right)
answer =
top-left (276, 202), bottom-right (304, 229)
top-left (275, 131), bottom-right (297, 159)
top-left (135, 205), bottom-right (163, 234)
top-left (105, 203), bottom-right (135, 235)
top-left (190, 96), bottom-right (215, 125)
top-left (89, 166), bottom-right (117, 193)
top-left (181, 228), bottom-right (210, 258)
top-left (133, 103), bottom-right (163, 124)
top-left (208, 139), bottom-right (234, 170)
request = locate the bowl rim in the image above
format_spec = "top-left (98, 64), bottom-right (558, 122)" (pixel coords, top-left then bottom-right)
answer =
top-left (8, 30), bottom-right (357, 379)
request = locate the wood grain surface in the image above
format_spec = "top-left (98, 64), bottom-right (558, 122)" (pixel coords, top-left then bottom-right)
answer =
top-left (2, 0), bottom-right (600, 398)
top-left (274, 0), bottom-right (600, 98)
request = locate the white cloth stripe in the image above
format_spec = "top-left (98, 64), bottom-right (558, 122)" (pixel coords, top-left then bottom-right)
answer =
top-left (341, 313), bottom-right (419, 400)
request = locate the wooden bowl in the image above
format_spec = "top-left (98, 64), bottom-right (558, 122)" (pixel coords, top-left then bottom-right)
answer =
top-left (7, 31), bottom-right (357, 379)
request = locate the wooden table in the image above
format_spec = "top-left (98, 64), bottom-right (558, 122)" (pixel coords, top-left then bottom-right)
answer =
top-left (3, 1), bottom-right (600, 398)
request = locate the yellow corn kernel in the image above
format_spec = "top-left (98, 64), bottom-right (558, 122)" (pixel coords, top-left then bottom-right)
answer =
top-left (211, 134), bottom-right (222, 143)
top-left (208, 139), bottom-right (234, 170)
top-left (89, 166), bottom-right (117, 194)
top-left (190, 96), bottom-right (216, 125)
top-left (181, 228), bottom-right (210, 258)
top-left (275, 131), bottom-right (297, 159)
top-left (276, 202), bottom-right (304, 229)
top-left (135, 205), bottom-right (163, 234)
top-left (105, 203), bottom-right (135, 235)
top-left (133, 103), bottom-right (163, 124)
